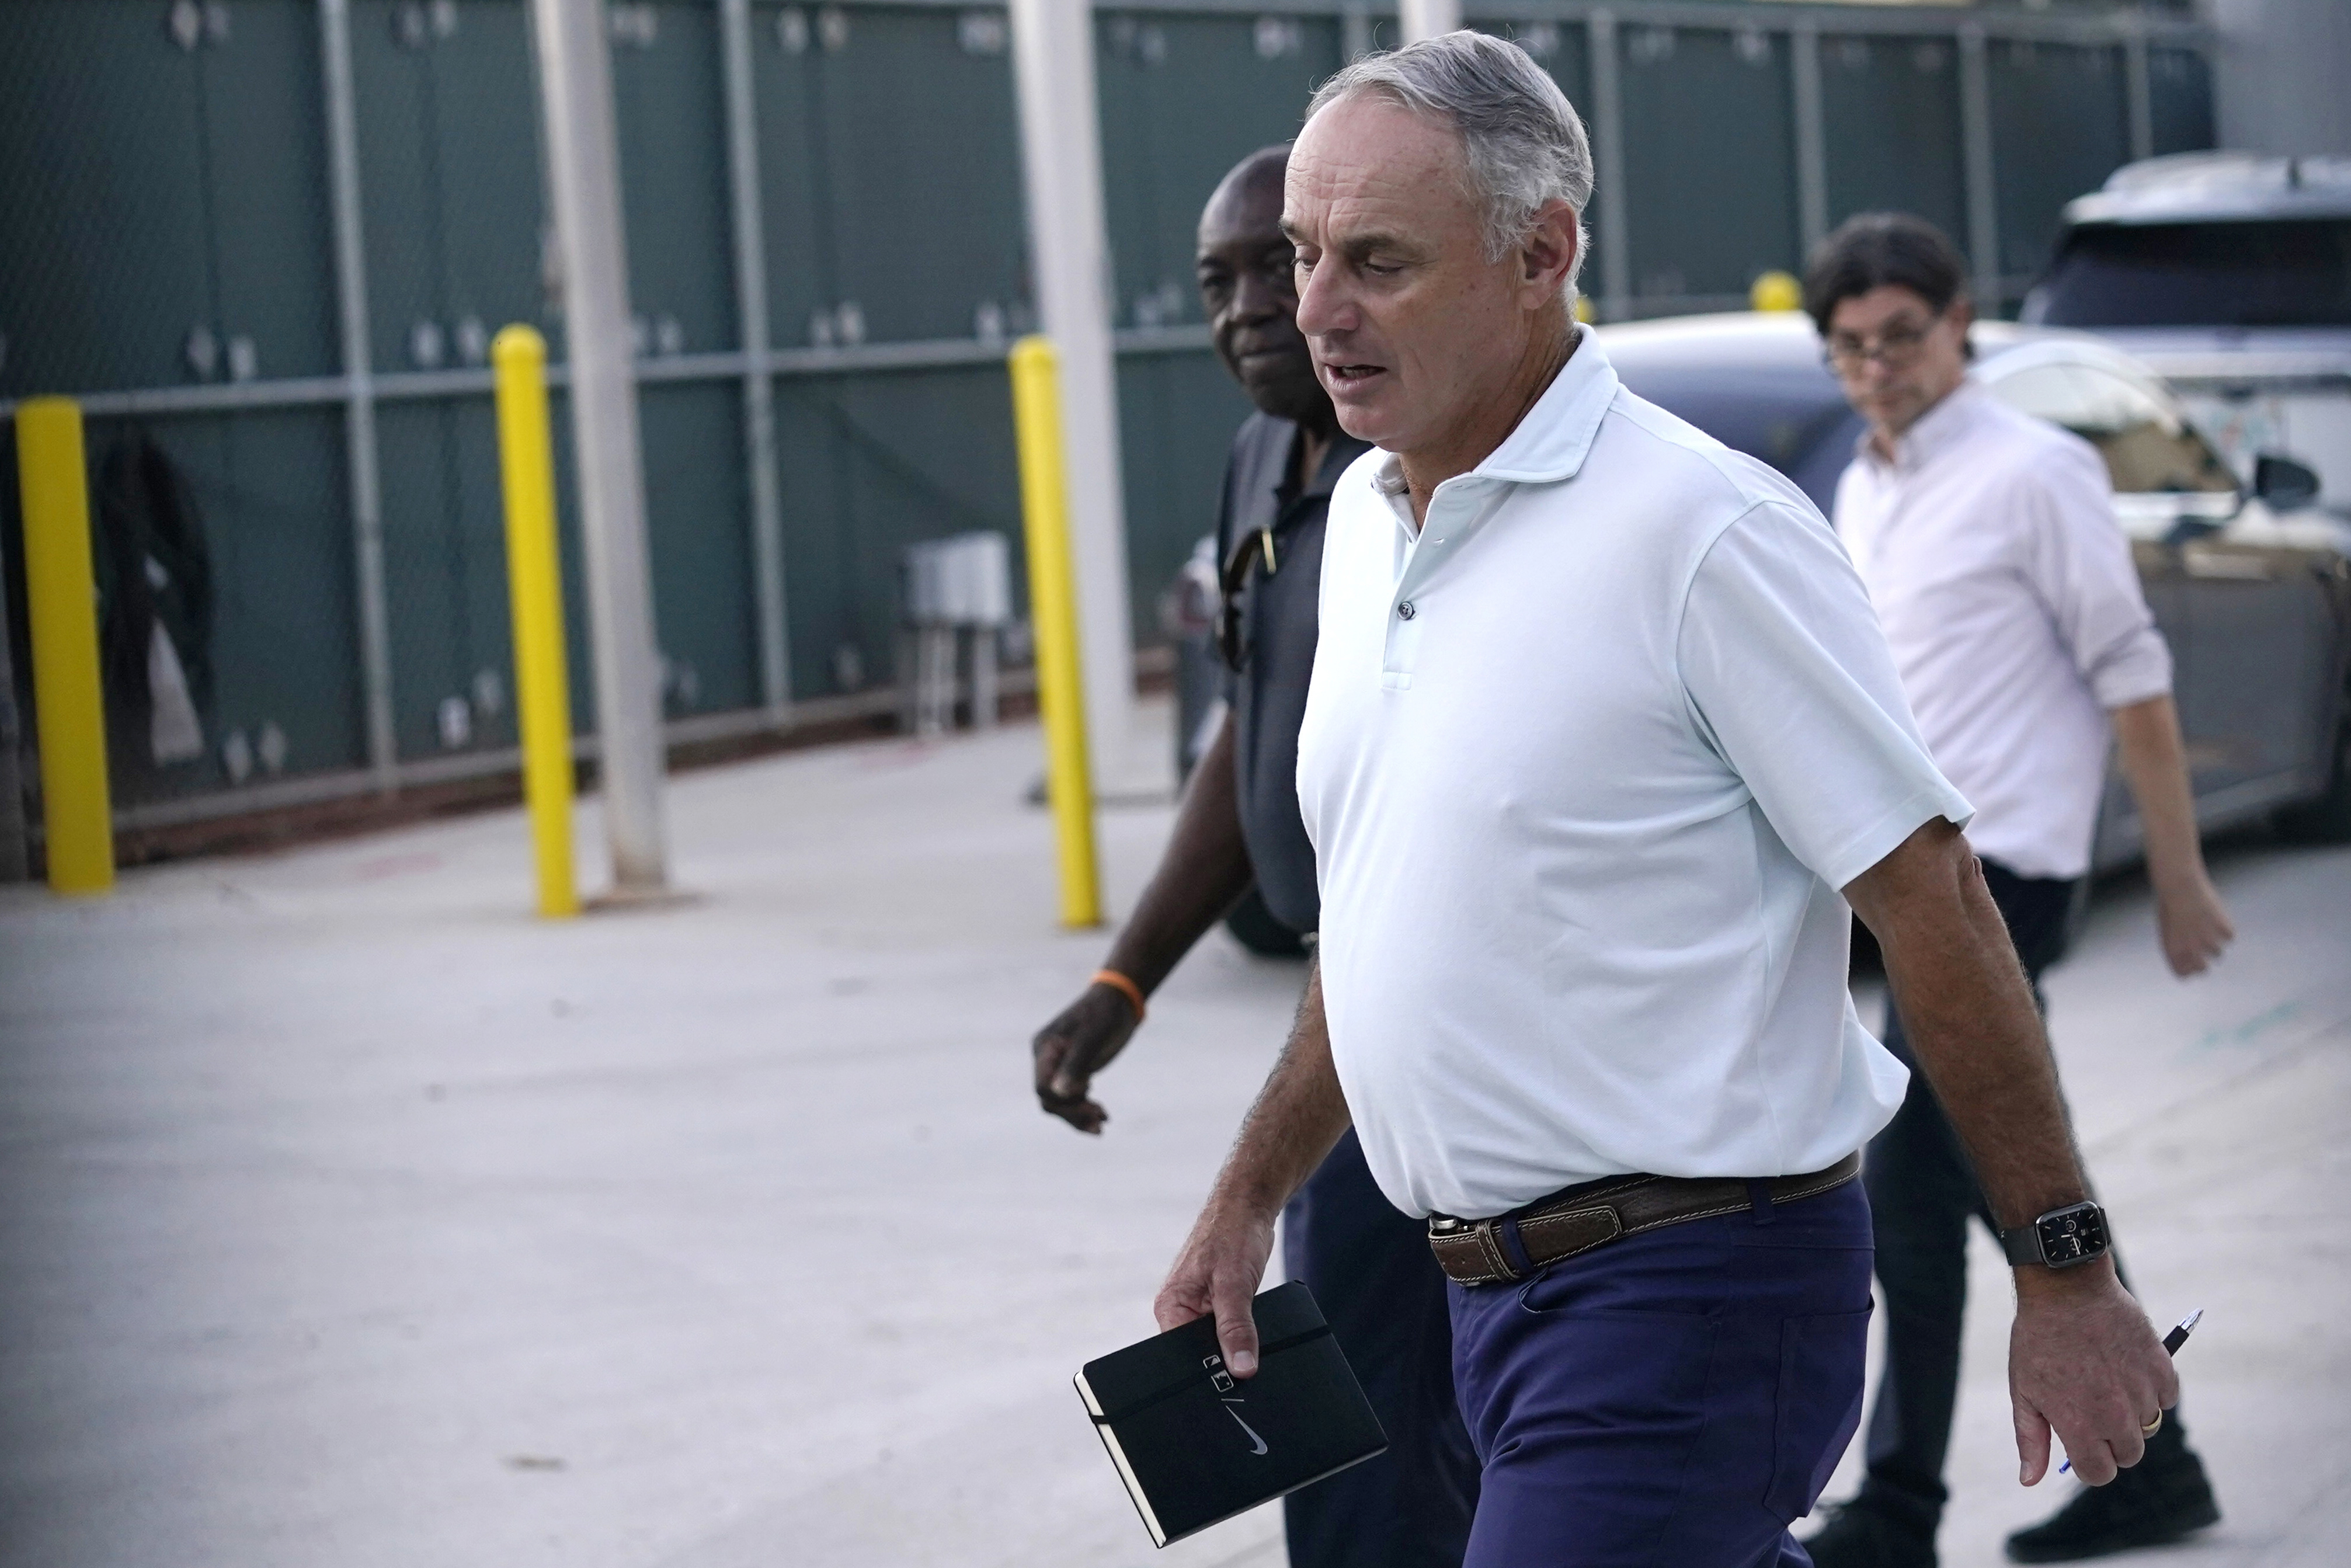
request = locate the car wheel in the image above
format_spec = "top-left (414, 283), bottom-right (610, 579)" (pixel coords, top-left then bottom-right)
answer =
top-left (1223, 888), bottom-right (1310, 958)
top-left (2273, 703), bottom-right (2351, 843)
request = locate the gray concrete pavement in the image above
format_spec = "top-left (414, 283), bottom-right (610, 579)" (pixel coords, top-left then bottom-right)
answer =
top-left (1, 698), bottom-right (2345, 1568)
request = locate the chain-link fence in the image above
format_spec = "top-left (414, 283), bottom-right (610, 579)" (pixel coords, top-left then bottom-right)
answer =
top-left (0, 0), bottom-right (2217, 840)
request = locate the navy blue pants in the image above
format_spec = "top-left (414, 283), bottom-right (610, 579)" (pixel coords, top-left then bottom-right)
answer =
top-left (1448, 1180), bottom-right (1875, 1568)
top-left (1283, 1129), bottom-right (1481, 1568)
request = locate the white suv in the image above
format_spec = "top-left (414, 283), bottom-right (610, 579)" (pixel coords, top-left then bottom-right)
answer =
top-left (2022, 152), bottom-right (2351, 514)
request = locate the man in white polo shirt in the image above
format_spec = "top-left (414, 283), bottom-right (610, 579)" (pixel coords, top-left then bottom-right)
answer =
top-left (1800, 213), bottom-right (2230, 1568)
top-left (1151, 33), bottom-right (2180, 1567)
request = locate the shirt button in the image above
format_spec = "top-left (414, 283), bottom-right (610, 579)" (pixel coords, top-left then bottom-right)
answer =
top-left (1397, 600), bottom-right (1416, 620)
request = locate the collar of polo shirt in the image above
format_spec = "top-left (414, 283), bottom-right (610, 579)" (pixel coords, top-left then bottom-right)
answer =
top-left (1365, 328), bottom-right (1617, 520)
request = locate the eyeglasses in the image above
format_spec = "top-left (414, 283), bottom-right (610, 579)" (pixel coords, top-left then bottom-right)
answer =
top-left (1823, 312), bottom-right (1945, 373)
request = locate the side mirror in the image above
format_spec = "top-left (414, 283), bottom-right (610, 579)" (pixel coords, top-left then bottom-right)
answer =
top-left (2161, 513), bottom-right (2226, 548)
top-left (2254, 453), bottom-right (2322, 511)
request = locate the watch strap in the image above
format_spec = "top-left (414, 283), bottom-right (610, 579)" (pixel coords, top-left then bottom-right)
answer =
top-left (1999, 1222), bottom-right (2046, 1267)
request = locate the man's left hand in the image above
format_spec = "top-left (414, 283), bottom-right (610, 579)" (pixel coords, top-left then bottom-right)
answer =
top-left (1031, 983), bottom-right (1141, 1134)
top-left (2152, 872), bottom-right (2233, 978)
top-left (2008, 1264), bottom-right (2179, 1487)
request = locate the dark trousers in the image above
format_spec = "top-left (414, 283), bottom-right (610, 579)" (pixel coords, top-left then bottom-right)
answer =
top-left (1449, 1180), bottom-right (1876, 1567)
top-left (1858, 861), bottom-right (2189, 1531)
top-left (1283, 1129), bottom-right (1480, 1568)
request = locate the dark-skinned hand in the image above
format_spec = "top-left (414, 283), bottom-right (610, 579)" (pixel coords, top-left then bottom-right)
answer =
top-left (1031, 982), bottom-right (1141, 1134)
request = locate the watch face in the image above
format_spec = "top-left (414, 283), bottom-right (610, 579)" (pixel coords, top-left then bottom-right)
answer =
top-left (2036, 1203), bottom-right (2109, 1267)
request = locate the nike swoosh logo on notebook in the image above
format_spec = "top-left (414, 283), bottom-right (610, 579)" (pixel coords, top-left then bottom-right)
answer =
top-left (1223, 1404), bottom-right (1270, 1455)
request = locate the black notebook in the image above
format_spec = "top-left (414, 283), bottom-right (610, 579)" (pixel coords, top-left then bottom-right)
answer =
top-left (1074, 1281), bottom-right (1388, 1548)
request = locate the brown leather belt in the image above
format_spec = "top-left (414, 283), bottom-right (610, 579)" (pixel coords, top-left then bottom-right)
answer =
top-left (1427, 1151), bottom-right (1863, 1287)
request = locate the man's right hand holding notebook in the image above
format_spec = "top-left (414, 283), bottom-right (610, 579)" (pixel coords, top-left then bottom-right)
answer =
top-left (1155, 963), bottom-right (1353, 1378)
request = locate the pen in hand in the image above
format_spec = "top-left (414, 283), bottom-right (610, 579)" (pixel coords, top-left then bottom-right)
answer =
top-left (2058, 1309), bottom-right (2202, 1476)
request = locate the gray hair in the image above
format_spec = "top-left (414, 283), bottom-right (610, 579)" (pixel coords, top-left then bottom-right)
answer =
top-left (1305, 31), bottom-right (1594, 288)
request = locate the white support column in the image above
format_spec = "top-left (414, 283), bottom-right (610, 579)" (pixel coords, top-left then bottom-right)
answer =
top-left (1008, 0), bottom-right (1135, 783)
top-left (720, 0), bottom-right (791, 715)
top-left (1589, 9), bottom-right (1630, 321)
top-left (527, 0), bottom-right (670, 892)
top-left (1958, 23), bottom-right (2002, 314)
top-left (1791, 20), bottom-right (1829, 259)
top-left (319, 0), bottom-right (398, 794)
top-left (1399, 0), bottom-right (1460, 44)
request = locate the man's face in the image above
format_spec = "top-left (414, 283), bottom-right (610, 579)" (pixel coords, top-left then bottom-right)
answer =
top-left (1197, 168), bottom-right (1324, 425)
top-left (1824, 284), bottom-right (1972, 439)
top-left (1284, 96), bottom-right (1556, 453)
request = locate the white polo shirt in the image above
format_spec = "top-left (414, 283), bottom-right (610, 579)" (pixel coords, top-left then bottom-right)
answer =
top-left (1298, 332), bottom-right (1972, 1220)
top-left (1835, 379), bottom-right (2173, 881)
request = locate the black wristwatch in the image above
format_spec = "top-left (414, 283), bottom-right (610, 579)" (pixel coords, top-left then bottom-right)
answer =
top-left (1999, 1201), bottom-right (2111, 1269)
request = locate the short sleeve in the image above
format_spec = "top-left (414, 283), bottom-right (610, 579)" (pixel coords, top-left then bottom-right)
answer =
top-left (1679, 501), bottom-right (1975, 892)
top-left (2019, 440), bottom-right (2173, 709)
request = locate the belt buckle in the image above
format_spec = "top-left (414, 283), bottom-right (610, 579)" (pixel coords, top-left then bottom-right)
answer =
top-left (1427, 1214), bottom-right (1519, 1287)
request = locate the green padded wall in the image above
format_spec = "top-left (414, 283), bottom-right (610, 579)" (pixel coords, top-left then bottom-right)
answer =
top-left (0, 0), bottom-right (2220, 815)
top-left (1989, 38), bottom-right (2133, 281)
top-left (1820, 33), bottom-right (1969, 251)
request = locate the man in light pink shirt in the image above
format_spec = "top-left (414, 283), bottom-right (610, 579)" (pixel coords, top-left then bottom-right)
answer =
top-left (1801, 213), bottom-right (2232, 1568)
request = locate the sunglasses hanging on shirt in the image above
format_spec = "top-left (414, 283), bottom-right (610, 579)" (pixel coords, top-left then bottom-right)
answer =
top-left (1215, 527), bottom-right (1279, 673)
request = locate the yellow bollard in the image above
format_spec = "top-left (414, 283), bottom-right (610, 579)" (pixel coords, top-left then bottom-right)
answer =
top-left (1007, 336), bottom-right (1101, 929)
top-left (491, 326), bottom-right (580, 919)
top-left (15, 398), bottom-right (114, 896)
top-left (1750, 269), bottom-right (1804, 314)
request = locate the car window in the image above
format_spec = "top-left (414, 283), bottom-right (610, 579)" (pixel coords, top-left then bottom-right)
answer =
top-left (2026, 219), bottom-right (2351, 328)
top-left (1987, 361), bottom-right (2238, 502)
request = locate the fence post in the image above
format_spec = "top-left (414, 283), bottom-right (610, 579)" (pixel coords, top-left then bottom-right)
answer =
top-left (1008, 337), bottom-right (1100, 929)
top-left (14, 399), bottom-right (113, 896)
top-left (492, 328), bottom-right (580, 920)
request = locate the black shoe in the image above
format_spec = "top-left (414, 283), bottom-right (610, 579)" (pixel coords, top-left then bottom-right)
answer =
top-left (2002, 1448), bottom-right (2221, 1563)
top-left (1803, 1497), bottom-right (1937, 1568)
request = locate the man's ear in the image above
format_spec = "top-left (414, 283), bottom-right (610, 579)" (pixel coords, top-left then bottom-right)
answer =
top-left (1518, 200), bottom-right (1581, 301)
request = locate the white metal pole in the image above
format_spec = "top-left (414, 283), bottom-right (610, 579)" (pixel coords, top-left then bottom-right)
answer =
top-left (1007, 0), bottom-right (1135, 784)
top-left (526, 0), bottom-right (669, 892)
top-left (1398, 0), bottom-right (1460, 44)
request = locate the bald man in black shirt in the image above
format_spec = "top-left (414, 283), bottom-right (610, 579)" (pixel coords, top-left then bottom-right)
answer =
top-left (1028, 148), bottom-right (1477, 1568)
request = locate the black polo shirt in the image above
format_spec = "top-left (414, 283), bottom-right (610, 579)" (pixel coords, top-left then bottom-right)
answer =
top-left (1216, 412), bottom-right (1371, 936)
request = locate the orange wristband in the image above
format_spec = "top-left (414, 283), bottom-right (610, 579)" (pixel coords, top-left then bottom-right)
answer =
top-left (1092, 968), bottom-right (1147, 1023)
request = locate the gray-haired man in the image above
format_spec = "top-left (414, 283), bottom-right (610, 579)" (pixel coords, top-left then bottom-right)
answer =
top-left (1152, 33), bottom-right (2180, 1566)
